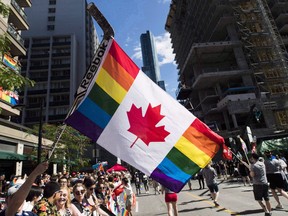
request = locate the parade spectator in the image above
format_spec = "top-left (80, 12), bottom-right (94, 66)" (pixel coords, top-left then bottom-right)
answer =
top-left (142, 174), bottom-right (149, 193)
top-left (218, 160), bottom-right (228, 180)
top-left (187, 177), bottom-right (192, 190)
top-left (238, 159), bottom-right (252, 186)
top-left (1, 161), bottom-right (48, 216)
top-left (134, 173), bottom-right (141, 195)
top-left (32, 181), bottom-right (61, 215)
top-left (203, 162), bottom-right (220, 206)
top-left (161, 185), bottom-right (178, 216)
top-left (58, 177), bottom-right (68, 188)
top-left (249, 153), bottom-right (272, 216)
top-left (197, 169), bottom-right (205, 189)
top-left (22, 185), bottom-right (43, 211)
top-left (0, 174), bottom-right (6, 195)
top-left (152, 180), bottom-right (160, 195)
top-left (95, 183), bottom-right (108, 205)
top-left (83, 177), bottom-right (108, 216)
top-left (71, 183), bottom-right (91, 215)
top-left (122, 177), bottom-right (134, 216)
top-left (55, 186), bottom-right (80, 215)
top-left (264, 151), bottom-right (288, 209)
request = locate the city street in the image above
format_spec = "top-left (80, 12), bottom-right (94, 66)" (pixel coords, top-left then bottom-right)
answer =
top-left (132, 178), bottom-right (288, 216)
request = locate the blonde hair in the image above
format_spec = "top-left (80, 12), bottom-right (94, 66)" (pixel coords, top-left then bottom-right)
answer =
top-left (59, 186), bottom-right (72, 208)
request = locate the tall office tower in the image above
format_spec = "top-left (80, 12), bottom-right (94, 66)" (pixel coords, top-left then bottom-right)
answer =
top-left (165, 0), bottom-right (288, 142)
top-left (0, 0), bottom-right (48, 176)
top-left (20, 0), bottom-right (99, 126)
top-left (140, 31), bottom-right (162, 83)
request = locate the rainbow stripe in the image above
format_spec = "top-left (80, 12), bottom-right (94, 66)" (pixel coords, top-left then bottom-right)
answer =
top-left (2, 54), bottom-right (18, 71)
top-left (65, 38), bottom-right (224, 193)
top-left (0, 88), bottom-right (19, 105)
top-left (66, 40), bottom-right (139, 141)
top-left (151, 118), bottom-right (221, 192)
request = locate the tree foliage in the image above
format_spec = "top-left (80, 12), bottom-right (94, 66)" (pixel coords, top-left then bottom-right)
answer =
top-left (0, 1), bottom-right (35, 91)
top-left (29, 123), bottom-right (92, 171)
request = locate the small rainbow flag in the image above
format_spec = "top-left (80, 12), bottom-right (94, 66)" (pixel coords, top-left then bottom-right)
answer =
top-left (2, 54), bottom-right (18, 71)
top-left (65, 38), bottom-right (224, 192)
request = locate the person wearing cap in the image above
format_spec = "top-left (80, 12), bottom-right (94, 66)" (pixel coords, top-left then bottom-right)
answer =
top-left (32, 181), bottom-right (61, 215)
top-left (0, 161), bottom-right (49, 216)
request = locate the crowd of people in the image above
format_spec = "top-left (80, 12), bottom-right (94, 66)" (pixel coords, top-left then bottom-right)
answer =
top-left (0, 162), bottom-right (135, 216)
top-left (0, 150), bottom-right (288, 216)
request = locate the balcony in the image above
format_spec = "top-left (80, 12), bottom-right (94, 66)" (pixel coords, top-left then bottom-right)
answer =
top-left (17, 0), bottom-right (32, 8)
top-left (9, 0), bottom-right (29, 30)
top-left (7, 24), bottom-right (26, 56)
top-left (192, 68), bottom-right (251, 90)
top-left (217, 93), bottom-right (256, 110)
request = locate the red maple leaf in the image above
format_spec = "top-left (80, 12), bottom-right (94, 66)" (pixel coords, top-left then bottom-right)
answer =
top-left (127, 103), bottom-right (170, 148)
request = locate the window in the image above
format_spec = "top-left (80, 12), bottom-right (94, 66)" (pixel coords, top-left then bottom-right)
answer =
top-left (49, 0), bottom-right (56, 5)
top-left (48, 8), bottom-right (56, 13)
top-left (48, 16), bottom-right (55, 21)
top-left (47, 25), bottom-right (55, 31)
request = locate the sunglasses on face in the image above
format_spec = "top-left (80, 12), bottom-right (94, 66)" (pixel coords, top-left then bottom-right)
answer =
top-left (74, 189), bottom-right (85, 195)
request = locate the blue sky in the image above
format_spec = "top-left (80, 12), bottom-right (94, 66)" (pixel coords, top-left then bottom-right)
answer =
top-left (89, 0), bottom-right (178, 98)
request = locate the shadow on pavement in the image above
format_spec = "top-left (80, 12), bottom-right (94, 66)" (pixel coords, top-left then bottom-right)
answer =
top-left (230, 209), bottom-right (264, 215)
top-left (180, 198), bottom-right (209, 205)
top-left (178, 206), bottom-right (214, 213)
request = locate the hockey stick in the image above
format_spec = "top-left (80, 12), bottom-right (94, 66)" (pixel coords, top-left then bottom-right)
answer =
top-left (47, 3), bottom-right (114, 160)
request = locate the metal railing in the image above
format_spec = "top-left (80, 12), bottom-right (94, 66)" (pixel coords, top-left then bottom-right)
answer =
top-left (7, 24), bottom-right (25, 46)
top-left (11, 0), bottom-right (28, 23)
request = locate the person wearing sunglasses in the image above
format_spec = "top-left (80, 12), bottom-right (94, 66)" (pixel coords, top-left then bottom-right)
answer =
top-left (71, 183), bottom-right (102, 216)
top-left (58, 177), bottom-right (68, 189)
top-left (83, 177), bottom-right (108, 216)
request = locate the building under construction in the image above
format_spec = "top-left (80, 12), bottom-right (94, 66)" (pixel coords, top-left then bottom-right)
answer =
top-left (165, 0), bottom-right (288, 144)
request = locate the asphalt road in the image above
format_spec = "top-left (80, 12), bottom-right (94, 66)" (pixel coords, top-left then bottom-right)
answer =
top-left (132, 178), bottom-right (288, 216)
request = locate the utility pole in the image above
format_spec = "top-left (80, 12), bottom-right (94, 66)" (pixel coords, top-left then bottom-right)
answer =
top-left (37, 98), bottom-right (43, 164)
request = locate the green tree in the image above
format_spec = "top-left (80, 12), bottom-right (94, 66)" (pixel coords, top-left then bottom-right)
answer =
top-left (0, 1), bottom-right (35, 91)
top-left (29, 124), bottom-right (92, 171)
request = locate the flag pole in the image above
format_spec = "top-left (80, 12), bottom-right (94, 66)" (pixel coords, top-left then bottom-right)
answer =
top-left (229, 148), bottom-right (250, 169)
top-left (237, 135), bottom-right (250, 166)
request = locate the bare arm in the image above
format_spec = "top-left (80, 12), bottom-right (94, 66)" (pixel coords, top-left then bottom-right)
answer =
top-left (6, 161), bottom-right (49, 216)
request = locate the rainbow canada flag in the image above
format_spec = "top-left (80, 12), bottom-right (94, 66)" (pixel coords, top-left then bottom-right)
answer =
top-left (65, 38), bottom-right (224, 192)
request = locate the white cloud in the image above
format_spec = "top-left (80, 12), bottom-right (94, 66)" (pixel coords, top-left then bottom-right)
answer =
top-left (131, 44), bottom-right (142, 60)
top-left (154, 32), bottom-right (176, 66)
top-left (157, 0), bottom-right (171, 4)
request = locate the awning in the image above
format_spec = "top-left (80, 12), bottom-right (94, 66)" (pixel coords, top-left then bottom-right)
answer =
top-left (0, 151), bottom-right (28, 161)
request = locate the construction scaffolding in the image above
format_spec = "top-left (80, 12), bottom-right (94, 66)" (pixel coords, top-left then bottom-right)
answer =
top-left (231, 0), bottom-right (288, 128)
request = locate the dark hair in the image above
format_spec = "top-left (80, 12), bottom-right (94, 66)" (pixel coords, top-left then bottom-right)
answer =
top-left (83, 177), bottom-right (95, 188)
top-left (58, 177), bottom-right (68, 183)
top-left (43, 181), bottom-right (60, 198)
top-left (251, 153), bottom-right (259, 160)
top-left (122, 177), bottom-right (129, 185)
top-left (26, 186), bottom-right (43, 202)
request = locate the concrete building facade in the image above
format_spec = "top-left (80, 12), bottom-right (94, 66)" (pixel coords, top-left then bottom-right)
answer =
top-left (0, 0), bottom-right (54, 176)
top-left (20, 0), bottom-right (99, 126)
top-left (165, 0), bottom-right (288, 143)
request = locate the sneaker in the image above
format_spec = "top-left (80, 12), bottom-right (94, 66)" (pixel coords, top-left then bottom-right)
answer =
top-left (214, 201), bottom-right (220, 207)
top-left (275, 204), bottom-right (283, 209)
top-left (264, 213), bottom-right (272, 216)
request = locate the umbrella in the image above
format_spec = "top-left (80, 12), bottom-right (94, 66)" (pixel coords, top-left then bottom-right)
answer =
top-left (106, 164), bottom-right (127, 172)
